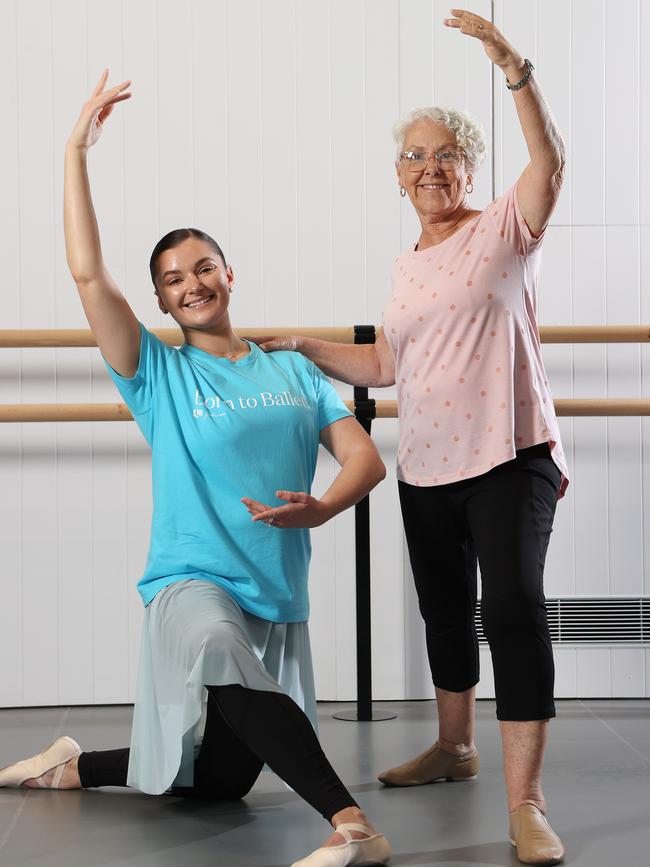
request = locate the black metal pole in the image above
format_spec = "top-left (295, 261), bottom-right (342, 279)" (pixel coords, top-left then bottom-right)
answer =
top-left (353, 391), bottom-right (373, 721)
top-left (333, 325), bottom-right (396, 723)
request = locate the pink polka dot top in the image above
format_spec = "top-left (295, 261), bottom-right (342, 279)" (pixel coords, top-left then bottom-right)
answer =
top-left (382, 183), bottom-right (568, 496)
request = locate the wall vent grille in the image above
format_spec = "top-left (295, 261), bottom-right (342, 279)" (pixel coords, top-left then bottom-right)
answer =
top-left (475, 597), bottom-right (650, 645)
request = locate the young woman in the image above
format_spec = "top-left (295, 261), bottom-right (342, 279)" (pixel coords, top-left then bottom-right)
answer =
top-left (0, 71), bottom-right (391, 867)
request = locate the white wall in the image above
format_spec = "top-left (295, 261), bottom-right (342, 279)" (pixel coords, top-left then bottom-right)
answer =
top-left (0, 0), bottom-right (648, 707)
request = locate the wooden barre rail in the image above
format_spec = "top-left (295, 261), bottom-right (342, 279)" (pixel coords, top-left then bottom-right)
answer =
top-left (1, 325), bottom-right (650, 348)
top-left (1, 399), bottom-right (650, 422)
top-left (0, 327), bottom-right (354, 348)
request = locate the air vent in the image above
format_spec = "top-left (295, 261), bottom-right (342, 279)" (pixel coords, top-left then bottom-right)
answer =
top-left (474, 597), bottom-right (650, 645)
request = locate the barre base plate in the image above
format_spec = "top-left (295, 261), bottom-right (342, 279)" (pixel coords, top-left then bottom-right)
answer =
top-left (332, 709), bottom-right (397, 722)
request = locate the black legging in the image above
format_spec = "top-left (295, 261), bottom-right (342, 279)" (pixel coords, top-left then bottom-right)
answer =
top-left (398, 442), bottom-right (561, 721)
top-left (78, 684), bottom-right (357, 821)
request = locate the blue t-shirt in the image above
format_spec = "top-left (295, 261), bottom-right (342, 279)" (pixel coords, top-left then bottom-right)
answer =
top-left (105, 325), bottom-right (352, 621)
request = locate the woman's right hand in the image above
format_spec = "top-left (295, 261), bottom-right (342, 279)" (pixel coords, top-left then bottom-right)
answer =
top-left (67, 69), bottom-right (131, 152)
top-left (246, 335), bottom-right (303, 353)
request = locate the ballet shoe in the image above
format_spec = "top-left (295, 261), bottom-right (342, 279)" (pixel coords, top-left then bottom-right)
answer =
top-left (291, 822), bottom-right (391, 866)
top-left (509, 801), bottom-right (565, 864)
top-left (0, 736), bottom-right (81, 789)
top-left (377, 741), bottom-right (479, 787)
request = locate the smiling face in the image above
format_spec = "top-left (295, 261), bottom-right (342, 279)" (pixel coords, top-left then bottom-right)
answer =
top-left (154, 237), bottom-right (234, 330)
top-left (396, 120), bottom-right (472, 222)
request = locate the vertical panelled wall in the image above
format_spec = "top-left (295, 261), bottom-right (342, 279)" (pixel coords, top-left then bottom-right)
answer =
top-left (0, 0), bottom-right (647, 707)
top-left (488, 0), bottom-right (650, 699)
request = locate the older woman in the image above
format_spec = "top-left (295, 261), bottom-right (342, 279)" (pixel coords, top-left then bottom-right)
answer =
top-left (255, 9), bottom-right (567, 865)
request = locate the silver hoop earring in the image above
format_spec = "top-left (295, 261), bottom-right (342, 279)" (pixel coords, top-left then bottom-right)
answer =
top-left (465, 180), bottom-right (474, 194)
top-left (400, 186), bottom-right (406, 197)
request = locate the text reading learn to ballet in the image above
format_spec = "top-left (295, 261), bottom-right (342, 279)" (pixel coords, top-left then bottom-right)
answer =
top-left (193, 389), bottom-right (310, 417)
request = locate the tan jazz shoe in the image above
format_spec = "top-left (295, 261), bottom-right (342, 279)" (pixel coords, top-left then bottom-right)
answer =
top-left (291, 823), bottom-right (391, 867)
top-left (0, 736), bottom-right (81, 789)
top-left (377, 741), bottom-right (479, 787)
top-left (509, 801), bottom-right (565, 865)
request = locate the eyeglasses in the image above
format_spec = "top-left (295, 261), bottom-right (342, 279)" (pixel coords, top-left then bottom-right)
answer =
top-left (399, 148), bottom-right (464, 172)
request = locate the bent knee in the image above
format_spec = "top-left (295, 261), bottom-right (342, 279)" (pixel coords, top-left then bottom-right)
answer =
top-left (194, 781), bottom-right (255, 801)
top-left (217, 781), bottom-right (255, 800)
top-left (200, 620), bottom-right (246, 659)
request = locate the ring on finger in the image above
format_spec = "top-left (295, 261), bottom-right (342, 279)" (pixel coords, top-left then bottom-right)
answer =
top-left (266, 515), bottom-right (275, 526)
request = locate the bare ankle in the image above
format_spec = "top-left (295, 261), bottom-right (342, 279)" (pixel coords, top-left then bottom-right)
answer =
top-left (331, 805), bottom-right (368, 829)
top-left (437, 737), bottom-right (476, 756)
top-left (66, 754), bottom-right (82, 788)
top-left (509, 796), bottom-right (546, 814)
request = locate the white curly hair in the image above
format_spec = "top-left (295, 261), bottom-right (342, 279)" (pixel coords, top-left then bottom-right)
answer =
top-left (393, 106), bottom-right (487, 172)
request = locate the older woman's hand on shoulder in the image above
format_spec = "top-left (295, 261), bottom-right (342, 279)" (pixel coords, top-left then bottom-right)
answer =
top-left (245, 330), bottom-right (396, 389)
top-left (445, 8), bottom-right (566, 237)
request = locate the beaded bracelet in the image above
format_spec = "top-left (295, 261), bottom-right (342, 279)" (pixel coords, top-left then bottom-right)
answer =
top-left (506, 58), bottom-right (535, 91)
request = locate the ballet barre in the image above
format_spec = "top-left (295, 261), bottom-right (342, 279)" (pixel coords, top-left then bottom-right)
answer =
top-left (0, 327), bottom-right (354, 348)
top-left (1, 324), bottom-right (650, 348)
top-left (1, 398), bottom-right (650, 423)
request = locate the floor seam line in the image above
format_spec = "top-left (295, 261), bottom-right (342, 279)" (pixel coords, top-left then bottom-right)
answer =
top-left (0, 706), bottom-right (73, 856)
top-left (578, 699), bottom-right (650, 764)
top-left (0, 789), bottom-right (32, 857)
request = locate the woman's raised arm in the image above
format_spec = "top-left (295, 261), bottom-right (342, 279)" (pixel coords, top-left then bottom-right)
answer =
top-left (64, 70), bottom-right (141, 377)
top-left (445, 9), bottom-right (565, 237)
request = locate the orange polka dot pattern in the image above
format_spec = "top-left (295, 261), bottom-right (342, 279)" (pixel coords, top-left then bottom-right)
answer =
top-left (383, 183), bottom-right (568, 496)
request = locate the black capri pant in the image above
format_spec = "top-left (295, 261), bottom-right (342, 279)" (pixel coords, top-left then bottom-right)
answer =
top-left (399, 442), bottom-right (562, 721)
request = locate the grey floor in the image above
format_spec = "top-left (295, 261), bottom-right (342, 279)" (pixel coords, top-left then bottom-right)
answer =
top-left (0, 700), bottom-right (649, 867)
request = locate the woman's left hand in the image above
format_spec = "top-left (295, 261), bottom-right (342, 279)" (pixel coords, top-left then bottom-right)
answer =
top-left (241, 491), bottom-right (333, 529)
top-left (444, 9), bottom-right (522, 74)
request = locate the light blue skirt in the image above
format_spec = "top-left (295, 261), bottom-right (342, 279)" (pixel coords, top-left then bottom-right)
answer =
top-left (127, 579), bottom-right (318, 795)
